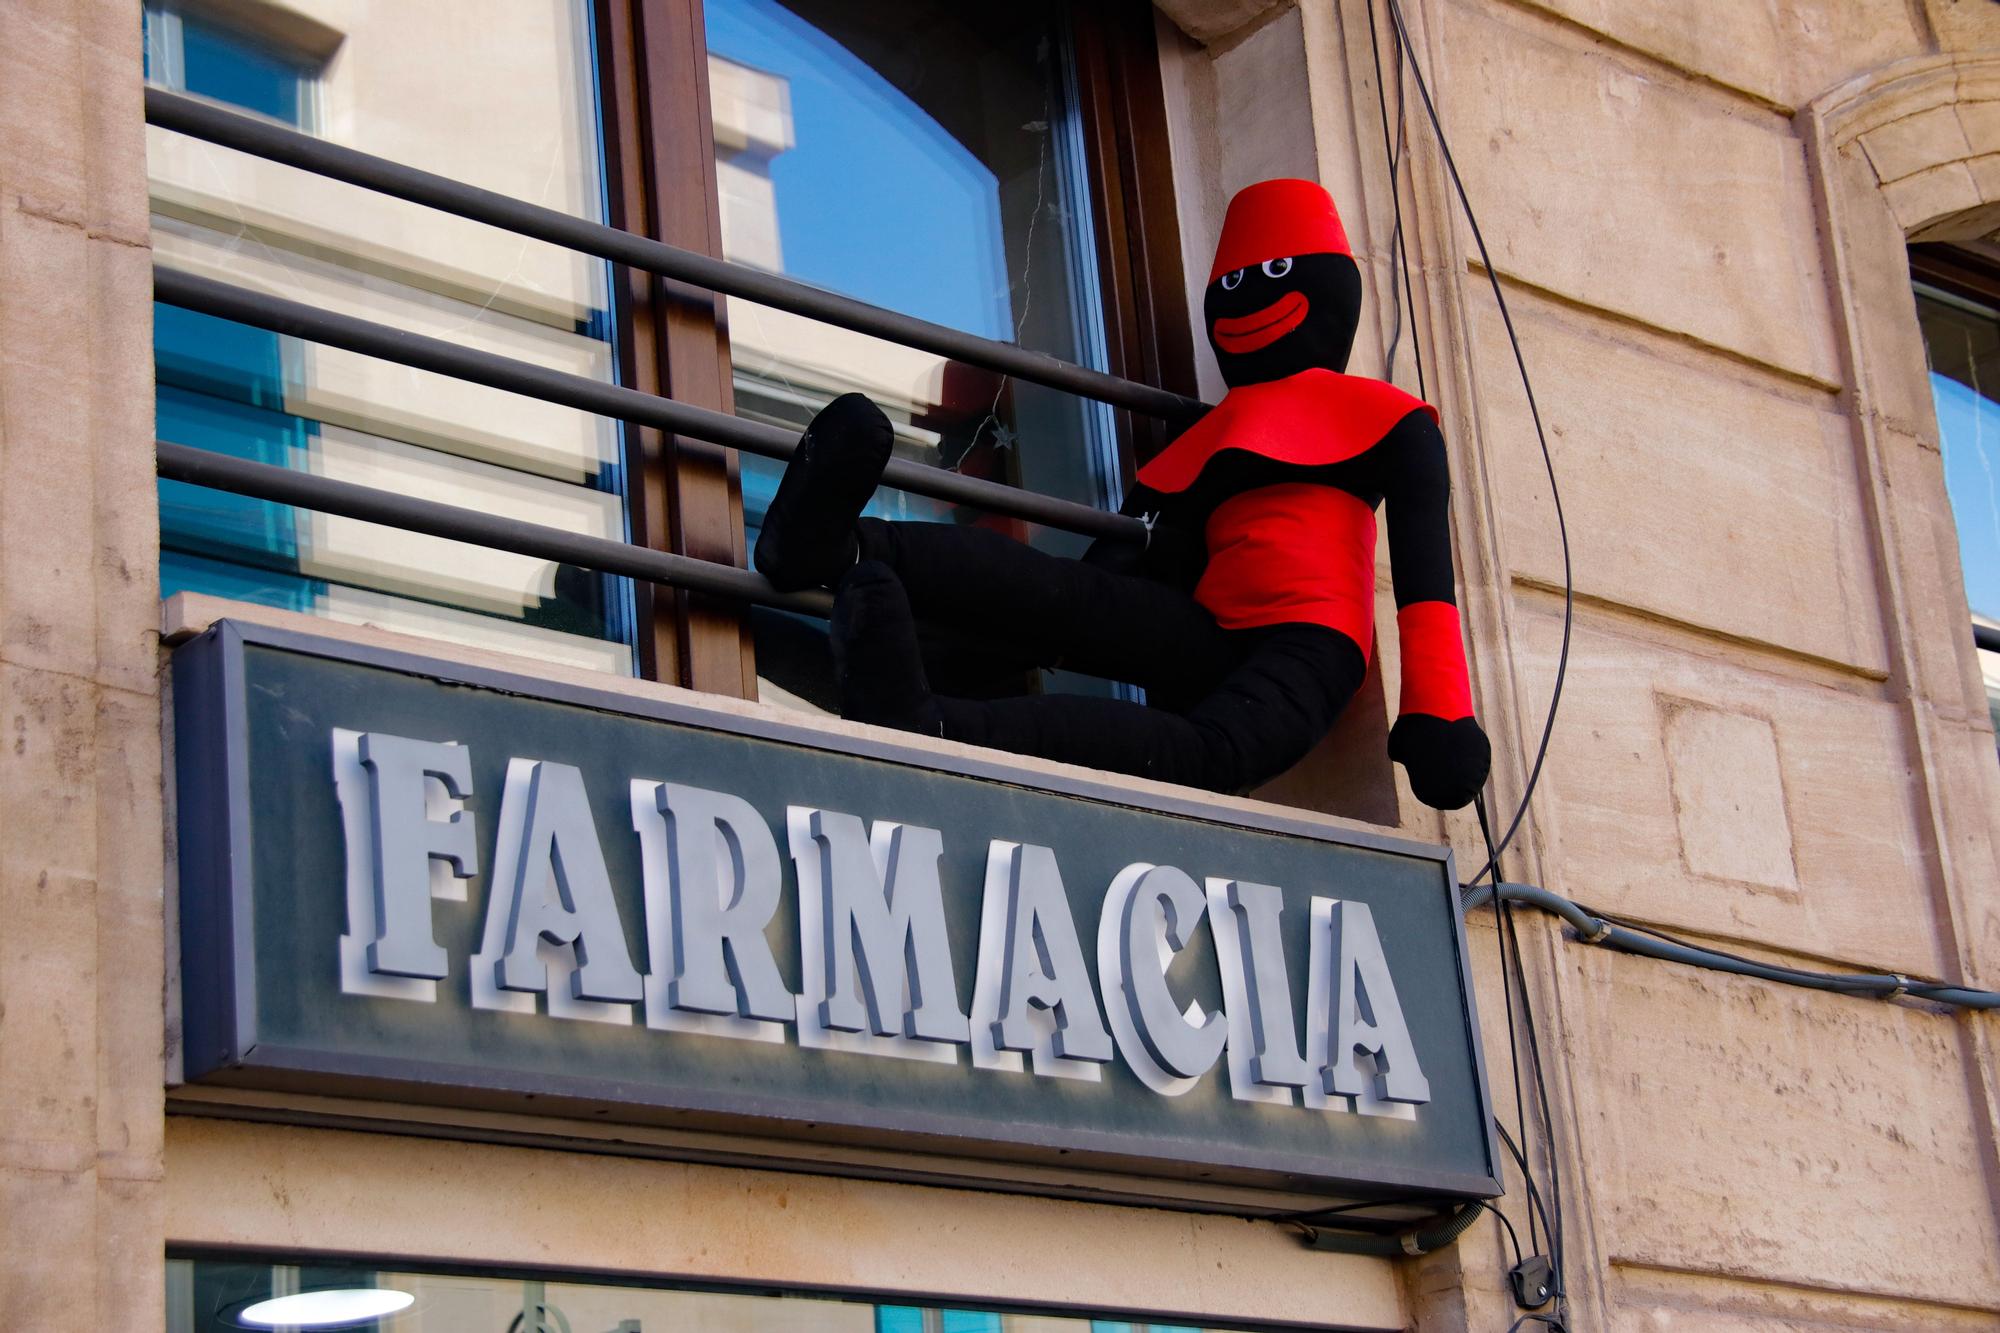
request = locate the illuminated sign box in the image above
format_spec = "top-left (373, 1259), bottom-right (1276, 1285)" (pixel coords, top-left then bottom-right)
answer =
top-left (173, 620), bottom-right (1499, 1207)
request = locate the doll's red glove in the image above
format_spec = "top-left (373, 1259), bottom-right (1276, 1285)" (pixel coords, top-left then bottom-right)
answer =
top-left (1388, 601), bottom-right (1490, 810)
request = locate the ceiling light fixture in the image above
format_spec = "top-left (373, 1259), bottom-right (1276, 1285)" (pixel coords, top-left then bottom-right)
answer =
top-left (236, 1287), bottom-right (416, 1329)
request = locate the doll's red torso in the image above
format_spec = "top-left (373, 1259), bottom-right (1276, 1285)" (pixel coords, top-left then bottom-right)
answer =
top-left (1136, 368), bottom-right (1436, 647)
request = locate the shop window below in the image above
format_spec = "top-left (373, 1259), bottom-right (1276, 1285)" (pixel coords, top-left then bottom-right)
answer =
top-left (167, 1254), bottom-right (1271, 1333)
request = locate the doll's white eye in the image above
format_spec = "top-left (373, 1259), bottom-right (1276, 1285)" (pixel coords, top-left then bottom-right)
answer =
top-left (1220, 268), bottom-right (1245, 290)
top-left (1262, 256), bottom-right (1294, 278)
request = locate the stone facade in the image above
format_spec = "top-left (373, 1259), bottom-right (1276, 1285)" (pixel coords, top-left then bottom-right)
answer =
top-left (5, 0), bottom-right (2000, 1329)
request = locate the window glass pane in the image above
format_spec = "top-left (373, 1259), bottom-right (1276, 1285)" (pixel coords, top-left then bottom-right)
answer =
top-left (146, 1), bottom-right (636, 675)
top-left (704, 0), bottom-right (1120, 710)
top-left (180, 13), bottom-right (306, 124)
top-left (1916, 282), bottom-right (2000, 732)
top-left (168, 1256), bottom-right (1271, 1333)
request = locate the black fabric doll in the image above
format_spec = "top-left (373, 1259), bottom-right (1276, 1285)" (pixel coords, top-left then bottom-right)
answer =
top-left (753, 178), bottom-right (1490, 809)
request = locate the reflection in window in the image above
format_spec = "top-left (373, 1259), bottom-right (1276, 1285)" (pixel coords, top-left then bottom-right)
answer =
top-left (705, 0), bottom-right (1121, 711)
top-left (167, 1256), bottom-right (1259, 1333)
top-left (144, 2), bottom-right (637, 674)
top-left (1917, 280), bottom-right (2000, 736)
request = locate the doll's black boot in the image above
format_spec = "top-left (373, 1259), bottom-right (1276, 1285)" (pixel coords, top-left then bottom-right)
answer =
top-left (754, 392), bottom-right (894, 591)
top-left (832, 560), bottom-right (943, 736)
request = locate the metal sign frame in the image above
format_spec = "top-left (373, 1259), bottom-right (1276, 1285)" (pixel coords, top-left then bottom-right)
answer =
top-left (173, 618), bottom-right (1502, 1207)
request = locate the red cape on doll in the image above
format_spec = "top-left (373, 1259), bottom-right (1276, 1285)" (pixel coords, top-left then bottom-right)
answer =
top-left (1136, 366), bottom-right (1436, 495)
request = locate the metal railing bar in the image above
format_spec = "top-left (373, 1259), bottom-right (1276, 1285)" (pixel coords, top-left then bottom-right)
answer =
top-left (156, 440), bottom-right (835, 617)
top-left (144, 86), bottom-right (1207, 425)
top-left (154, 267), bottom-right (1147, 545)
top-left (1976, 622), bottom-right (2000, 654)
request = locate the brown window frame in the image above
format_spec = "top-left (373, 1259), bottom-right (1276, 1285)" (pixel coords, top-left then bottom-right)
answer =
top-left (593, 0), bottom-right (1197, 698)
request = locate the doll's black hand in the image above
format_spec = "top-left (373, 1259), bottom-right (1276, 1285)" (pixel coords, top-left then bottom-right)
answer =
top-left (1388, 714), bottom-right (1491, 811)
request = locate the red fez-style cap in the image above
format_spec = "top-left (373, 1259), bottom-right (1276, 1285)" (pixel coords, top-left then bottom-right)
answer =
top-left (1207, 178), bottom-right (1352, 285)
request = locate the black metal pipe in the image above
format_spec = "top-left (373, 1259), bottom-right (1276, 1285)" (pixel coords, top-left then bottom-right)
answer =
top-left (156, 440), bottom-right (835, 618)
top-left (145, 86), bottom-right (1205, 425)
top-left (153, 267), bottom-right (1146, 544)
top-left (1975, 622), bottom-right (2000, 654)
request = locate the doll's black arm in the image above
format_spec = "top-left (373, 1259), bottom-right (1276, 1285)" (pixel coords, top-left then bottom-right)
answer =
top-left (1378, 410), bottom-right (1490, 809)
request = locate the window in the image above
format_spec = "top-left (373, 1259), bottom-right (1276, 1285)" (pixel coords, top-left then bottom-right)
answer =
top-left (146, 0), bottom-right (639, 673)
top-left (704, 0), bottom-right (1134, 708)
top-left (1912, 244), bottom-right (2000, 738)
top-left (167, 1254), bottom-right (1234, 1333)
top-left (146, 0), bottom-right (1190, 698)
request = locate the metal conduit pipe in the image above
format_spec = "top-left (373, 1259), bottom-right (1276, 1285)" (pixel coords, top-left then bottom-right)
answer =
top-left (1463, 881), bottom-right (2000, 1010)
top-left (156, 441), bottom-right (835, 619)
top-left (144, 86), bottom-right (1206, 425)
top-left (153, 267), bottom-right (1147, 545)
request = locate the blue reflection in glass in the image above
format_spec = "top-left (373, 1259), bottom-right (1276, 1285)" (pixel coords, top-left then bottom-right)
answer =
top-left (180, 14), bottom-right (304, 123)
top-left (706, 0), bottom-right (1009, 339)
top-left (1932, 371), bottom-right (2000, 621)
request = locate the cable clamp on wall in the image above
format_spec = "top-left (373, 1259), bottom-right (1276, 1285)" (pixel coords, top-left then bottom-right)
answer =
top-left (1578, 917), bottom-right (1611, 945)
top-left (1884, 974), bottom-right (1911, 1000)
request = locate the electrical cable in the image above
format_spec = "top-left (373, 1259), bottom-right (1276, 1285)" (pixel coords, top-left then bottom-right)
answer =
top-left (1379, 0), bottom-right (1574, 888)
top-left (1368, 5), bottom-right (1568, 1303)
top-left (1477, 794), bottom-right (1568, 1318)
top-left (1364, 0), bottom-right (1424, 399)
top-left (1474, 794), bottom-right (1542, 1260)
top-left (1501, 897), bottom-right (1568, 1309)
top-left (1461, 881), bottom-right (2000, 1011)
top-left (1491, 1119), bottom-right (1556, 1261)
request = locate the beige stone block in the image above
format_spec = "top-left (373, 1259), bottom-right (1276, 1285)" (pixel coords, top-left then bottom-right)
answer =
top-left (88, 238), bottom-right (161, 699)
top-left (1861, 106), bottom-right (1976, 184)
top-left (0, 866), bottom-right (99, 1157)
top-left (94, 1174), bottom-right (163, 1333)
top-left (165, 1120), bottom-right (1407, 1330)
top-left (0, 666), bottom-right (99, 881)
top-left (1955, 101), bottom-right (2000, 158)
top-left (1612, 1265), bottom-right (2000, 1331)
top-left (1506, 602), bottom-right (1946, 976)
top-left (1883, 161), bottom-right (1984, 233)
top-left (1662, 700), bottom-right (1798, 893)
top-left (0, 1), bottom-right (90, 222)
top-left (0, 1165), bottom-right (98, 1331)
top-left (1505, 0), bottom-right (1927, 113)
top-left (1434, 0), bottom-right (1840, 383)
top-left (1213, 7), bottom-right (1317, 193)
top-left (1879, 428), bottom-right (1990, 721)
top-left (1919, 711), bottom-right (2000, 990)
top-left (1925, 0), bottom-right (2000, 53)
top-left (0, 211), bottom-right (99, 681)
top-left (1827, 144), bottom-right (1938, 438)
top-left (1154, 0), bottom-right (1287, 45)
top-left (94, 689), bottom-right (163, 1167)
top-left (81, 1), bottom-right (151, 249)
top-left (1567, 947), bottom-right (2000, 1303)
top-left (1471, 292), bottom-right (1887, 674)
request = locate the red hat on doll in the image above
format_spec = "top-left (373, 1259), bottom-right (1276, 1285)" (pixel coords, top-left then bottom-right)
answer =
top-left (1207, 179), bottom-right (1353, 285)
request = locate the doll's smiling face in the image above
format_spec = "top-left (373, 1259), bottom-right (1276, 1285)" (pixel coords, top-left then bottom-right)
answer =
top-left (1203, 251), bottom-right (1361, 388)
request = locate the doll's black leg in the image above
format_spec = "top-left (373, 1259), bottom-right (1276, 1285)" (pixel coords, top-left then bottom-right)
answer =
top-left (831, 560), bottom-right (943, 734)
top-left (754, 394), bottom-right (894, 591)
top-left (856, 517), bottom-right (1234, 696)
top-left (936, 626), bottom-right (1366, 792)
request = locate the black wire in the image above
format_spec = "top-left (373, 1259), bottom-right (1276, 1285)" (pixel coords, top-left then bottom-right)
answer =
top-left (1491, 1119), bottom-right (1556, 1259)
top-left (1379, 0), bottom-right (1573, 888)
top-left (1476, 793), bottom-right (1540, 1257)
top-left (1502, 900), bottom-right (1568, 1304)
top-left (1364, 0), bottom-right (1424, 399)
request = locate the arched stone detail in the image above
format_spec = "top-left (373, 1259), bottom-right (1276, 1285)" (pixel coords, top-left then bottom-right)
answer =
top-left (1800, 50), bottom-right (2000, 997)
top-left (1815, 51), bottom-right (2000, 240)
